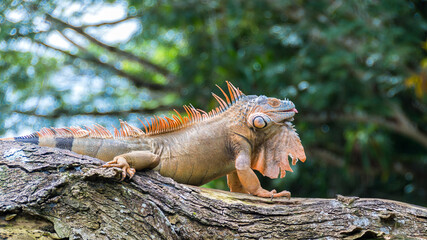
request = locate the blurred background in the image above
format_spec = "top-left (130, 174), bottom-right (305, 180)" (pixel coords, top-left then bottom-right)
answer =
top-left (0, 0), bottom-right (426, 206)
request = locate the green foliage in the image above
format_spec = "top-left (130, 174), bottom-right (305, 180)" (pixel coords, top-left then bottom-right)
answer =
top-left (0, 0), bottom-right (426, 205)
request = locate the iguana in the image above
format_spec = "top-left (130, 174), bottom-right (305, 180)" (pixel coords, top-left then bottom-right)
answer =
top-left (1, 82), bottom-right (306, 198)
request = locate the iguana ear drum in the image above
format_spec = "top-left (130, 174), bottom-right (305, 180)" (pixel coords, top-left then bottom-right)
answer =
top-left (248, 113), bottom-right (271, 129)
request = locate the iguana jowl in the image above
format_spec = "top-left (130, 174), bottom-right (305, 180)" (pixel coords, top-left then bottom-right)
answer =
top-left (1, 82), bottom-right (306, 198)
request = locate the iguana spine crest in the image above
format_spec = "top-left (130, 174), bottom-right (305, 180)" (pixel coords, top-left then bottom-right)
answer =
top-left (17, 81), bottom-right (244, 140)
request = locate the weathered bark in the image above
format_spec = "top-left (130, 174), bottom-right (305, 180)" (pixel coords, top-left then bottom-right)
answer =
top-left (0, 141), bottom-right (426, 240)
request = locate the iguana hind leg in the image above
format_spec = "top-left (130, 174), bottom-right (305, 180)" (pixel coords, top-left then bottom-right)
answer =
top-left (103, 151), bottom-right (159, 180)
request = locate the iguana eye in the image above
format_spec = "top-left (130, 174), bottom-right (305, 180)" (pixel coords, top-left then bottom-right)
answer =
top-left (253, 116), bottom-right (267, 129)
top-left (268, 99), bottom-right (281, 107)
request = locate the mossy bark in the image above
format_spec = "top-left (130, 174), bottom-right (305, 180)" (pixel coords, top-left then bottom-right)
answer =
top-left (0, 141), bottom-right (426, 239)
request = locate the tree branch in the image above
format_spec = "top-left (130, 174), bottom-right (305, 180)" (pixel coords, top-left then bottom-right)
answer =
top-left (308, 147), bottom-right (345, 168)
top-left (45, 14), bottom-right (176, 81)
top-left (34, 39), bottom-right (169, 91)
top-left (79, 15), bottom-right (139, 28)
top-left (12, 105), bottom-right (182, 119)
top-left (389, 102), bottom-right (427, 147)
top-left (303, 109), bottom-right (427, 148)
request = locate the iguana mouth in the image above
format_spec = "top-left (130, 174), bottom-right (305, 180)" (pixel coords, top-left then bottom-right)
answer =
top-left (267, 108), bottom-right (298, 113)
top-left (283, 108), bottom-right (298, 113)
top-left (278, 108), bottom-right (298, 123)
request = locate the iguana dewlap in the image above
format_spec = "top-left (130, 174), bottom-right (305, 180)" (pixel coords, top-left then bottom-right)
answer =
top-left (1, 82), bottom-right (306, 198)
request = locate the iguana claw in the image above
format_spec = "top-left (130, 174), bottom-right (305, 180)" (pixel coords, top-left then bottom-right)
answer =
top-left (254, 188), bottom-right (291, 199)
top-left (102, 157), bottom-right (136, 180)
top-left (274, 190), bottom-right (291, 199)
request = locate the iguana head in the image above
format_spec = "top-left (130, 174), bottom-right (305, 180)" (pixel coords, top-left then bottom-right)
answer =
top-left (242, 95), bottom-right (306, 179)
top-left (247, 96), bottom-right (298, 129)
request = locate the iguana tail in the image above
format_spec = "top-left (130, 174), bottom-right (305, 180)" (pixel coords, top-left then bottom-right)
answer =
top-left (0, 122), bottom-right (145, 162)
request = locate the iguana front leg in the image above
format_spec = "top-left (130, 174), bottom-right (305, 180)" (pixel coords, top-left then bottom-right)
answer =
top-left (227, 171), bottom-right (247, 193)
top-left (234, 141), bottom-right (291, 198)
top-left (103, 151), bottom-right (159, 180)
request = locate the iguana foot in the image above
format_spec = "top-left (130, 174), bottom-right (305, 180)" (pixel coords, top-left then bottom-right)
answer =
top-left (254, 188), bottom-right (291, 199)
top-left (102, 156), bottom-right (136, 181)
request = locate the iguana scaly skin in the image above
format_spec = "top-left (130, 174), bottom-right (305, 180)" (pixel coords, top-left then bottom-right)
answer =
top-left (1, 82), bottom-right (306, 198)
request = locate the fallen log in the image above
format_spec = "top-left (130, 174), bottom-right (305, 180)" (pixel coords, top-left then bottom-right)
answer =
top-left (0, 141), bottom-right (426, 239)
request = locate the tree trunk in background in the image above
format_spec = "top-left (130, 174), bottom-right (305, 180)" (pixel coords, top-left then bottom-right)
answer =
top-left (0, 141), bottom-right (426, 239)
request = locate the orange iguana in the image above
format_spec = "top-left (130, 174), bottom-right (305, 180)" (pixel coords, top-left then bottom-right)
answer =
top-left (0, 82), bottom-right (306, 198)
